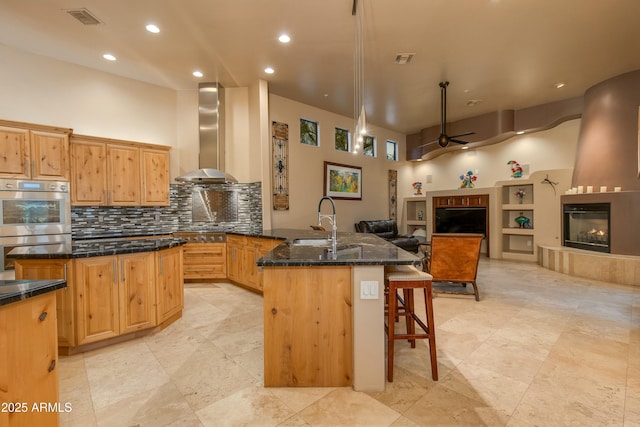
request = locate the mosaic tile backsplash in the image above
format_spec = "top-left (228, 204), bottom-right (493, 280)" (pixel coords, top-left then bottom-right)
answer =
top-left (71, 182), bottom-right (263, 239)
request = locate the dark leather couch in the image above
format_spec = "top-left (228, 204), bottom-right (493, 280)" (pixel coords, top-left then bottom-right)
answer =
top-left (354, 220), bottom-right (420, 253)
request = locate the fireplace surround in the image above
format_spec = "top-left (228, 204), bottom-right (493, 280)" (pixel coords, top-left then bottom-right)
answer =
top-left (560, 192), bottom-right (640, 256)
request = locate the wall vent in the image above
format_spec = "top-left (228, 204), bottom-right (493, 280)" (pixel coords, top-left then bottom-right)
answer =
top-left (394, 53), bottom-right (415, 65)
top-left (65, 8), bottom-right (102, 25)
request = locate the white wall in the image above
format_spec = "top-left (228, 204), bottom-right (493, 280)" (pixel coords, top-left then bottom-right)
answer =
top-left (0, 44), bottom-right (181, 177)
top-left (268, 95), bottom-right (409, 232)
top-left (411, 119), bottom-right (580, 191)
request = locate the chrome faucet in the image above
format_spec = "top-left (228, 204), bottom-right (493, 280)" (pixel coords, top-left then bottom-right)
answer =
top-left (318, 196), bottom-right (337, 253)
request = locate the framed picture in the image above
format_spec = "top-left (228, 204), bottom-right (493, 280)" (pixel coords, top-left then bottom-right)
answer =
top-left (300, 118), bottom-right (319, 146)
top-left (324, 161), bottom-right (362, 200)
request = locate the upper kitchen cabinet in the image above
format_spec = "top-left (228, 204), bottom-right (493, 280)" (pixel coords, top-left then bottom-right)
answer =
top-left (0, 121), bottom-right (71, 181)
top-left (70, 135), bottom-right (170, 206)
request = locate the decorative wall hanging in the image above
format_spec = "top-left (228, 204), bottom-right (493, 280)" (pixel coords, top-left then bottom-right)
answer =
top-left (507, 160), bottom-right (523, 178)
top-left (459, 170), bottom-right (477, 188)
top-left (300, 118), bottom-right (318, 146)
top-left (541, 174), bottom-right (559, 195)
top-left (412, 181), bottom-right (423, 196)
top-left (388, 170), bottom-right (397, 220)
top-left (324, 161), bottom-right (362, 200)
top-left (272, 121), bottom-right (289, 210)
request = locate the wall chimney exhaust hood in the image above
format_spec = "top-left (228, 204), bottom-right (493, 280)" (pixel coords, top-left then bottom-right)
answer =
top-left (175, 82), bottom-right (238, 184)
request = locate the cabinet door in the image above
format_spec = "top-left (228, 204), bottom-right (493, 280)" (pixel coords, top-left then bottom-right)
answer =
top-left (141, 148), bottom-right (170, 206)
top-left (119, 252), bottom-right (156, 334)
top-left (14, 259), bottom-right (76, 347)
top-left (0, 293), bottom-right (59, 427)
top-left (70, 140), bottom-right (107, 205)
top-left (75, 256), bottom-right (119, 344)
top-left (156, 247), bottom-right (184, 323)
top-left (0, 125), bottom-right (30, 178)
top-left (30, 130), bottom-right (69, 180)
top-left (107, 144), bottom-right (141, 205)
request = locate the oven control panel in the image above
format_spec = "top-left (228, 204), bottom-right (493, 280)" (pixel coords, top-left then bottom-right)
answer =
top-left (1, 179), bottom-right (69, 193)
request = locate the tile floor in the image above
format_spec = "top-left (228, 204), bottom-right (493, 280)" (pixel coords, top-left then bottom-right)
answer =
top-left (58, 258), bottom-right (640, 426)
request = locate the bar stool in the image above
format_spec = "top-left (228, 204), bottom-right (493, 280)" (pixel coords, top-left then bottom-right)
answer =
top-left (384, 265), bottom-right (438, 382)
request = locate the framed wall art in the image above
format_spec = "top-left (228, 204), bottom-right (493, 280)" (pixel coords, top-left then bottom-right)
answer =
top-left (323, 161), bottom-right (362, 200)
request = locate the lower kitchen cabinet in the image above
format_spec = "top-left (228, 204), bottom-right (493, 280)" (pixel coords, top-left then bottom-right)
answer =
top-left (13, 246), bottom-right (183, 353)
top-left (156, 246), bottom-right (184, 323)
top-left (75, 252), bottom-right (156, 345)
top-left (0, 292), bottom-right (60, 427)
top-left (226, 235), bottom-right (282, 292)
top-left (182, 243), bottom-right (226, 281)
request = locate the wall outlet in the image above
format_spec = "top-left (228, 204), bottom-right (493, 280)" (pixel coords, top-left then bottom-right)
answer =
top-left (360, 281), bottom-right (379, 299)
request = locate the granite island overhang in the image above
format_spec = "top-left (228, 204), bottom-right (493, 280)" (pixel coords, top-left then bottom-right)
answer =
top-left (256, 229), bottom-right (421, 392)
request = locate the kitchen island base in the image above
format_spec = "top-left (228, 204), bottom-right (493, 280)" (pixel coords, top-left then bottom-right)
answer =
top-left (263, 265), bottom-right (387, 392)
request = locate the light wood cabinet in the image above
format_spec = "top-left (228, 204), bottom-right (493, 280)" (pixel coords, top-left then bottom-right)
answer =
top-left (156, 246), bottom-right (184, 323)
top-left (0, 123), bottom-right (70, 180)
top-left (14, 247), bottom-right (183, 353)
top-left (70, 135), bottom-right (170, 206)
top-left (183, 243), bottom-right (226, 280)
top-left (14, 259), bottom-right (76, 347)
top-left (141, 147), bottom-right (170, 206)
top-left (75, 253), bottom-right (155, 344)
top-left (107, 144), bottom-right (141, 206)
top-left (0, 292), bottom-right (60, 427)
top-left (226, 236), bottom-right (282, 292)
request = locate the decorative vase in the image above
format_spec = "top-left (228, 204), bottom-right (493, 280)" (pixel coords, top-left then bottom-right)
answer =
top-left (515, 212), bottom-right (530, 229)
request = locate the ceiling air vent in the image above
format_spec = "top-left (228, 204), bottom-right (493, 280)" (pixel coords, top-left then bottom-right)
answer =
top-left (65, 8), bottom-right (102, 25)
top-left (394, 53), bottom-right (415, 65)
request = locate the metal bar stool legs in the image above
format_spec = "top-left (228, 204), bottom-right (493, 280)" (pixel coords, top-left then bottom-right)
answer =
top-left (385, 266), bottom-right (438, 382)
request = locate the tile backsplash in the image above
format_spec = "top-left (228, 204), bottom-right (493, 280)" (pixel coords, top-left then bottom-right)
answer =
top-left (71, 182), bottom-right (262, 239)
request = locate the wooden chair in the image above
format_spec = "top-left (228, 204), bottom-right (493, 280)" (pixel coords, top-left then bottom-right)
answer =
top-left (421, 233), bottom-right (483, 301)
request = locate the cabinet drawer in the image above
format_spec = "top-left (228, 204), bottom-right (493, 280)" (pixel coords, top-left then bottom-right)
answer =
top-left (184, 263), bottom-right (226, 279)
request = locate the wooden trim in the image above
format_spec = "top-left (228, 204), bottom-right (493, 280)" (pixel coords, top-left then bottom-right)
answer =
top-left (71, 133), bottom-right (170, 151)
top-left (0, 118), bottom-right (72, 135)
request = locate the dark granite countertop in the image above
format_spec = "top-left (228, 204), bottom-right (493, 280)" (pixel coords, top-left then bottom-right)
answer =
top-left (0, 279), bottom-right (67, 307)
top-left (7, 237), bottom-right (186, 260)
top-left (255, 229), bottom-right (421, 267)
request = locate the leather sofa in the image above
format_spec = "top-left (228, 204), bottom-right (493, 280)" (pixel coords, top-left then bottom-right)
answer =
top-left (354, 220), bottom-right (420, 253)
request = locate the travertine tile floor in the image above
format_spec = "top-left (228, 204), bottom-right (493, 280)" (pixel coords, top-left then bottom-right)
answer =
top-left (58, 258), bottom-right (640, 426)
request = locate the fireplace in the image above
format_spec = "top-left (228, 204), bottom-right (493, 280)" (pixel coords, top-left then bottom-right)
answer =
top-left (563, 203), bottom-right (610, 253)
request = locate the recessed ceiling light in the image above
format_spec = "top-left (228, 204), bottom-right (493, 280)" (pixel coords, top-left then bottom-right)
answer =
top-left (516, 131), bottom-right (525, 135)
top-left (146, 24), bottom-right (160, 33)
top-left (192, 71), bottom-right (203, 78)
top-left (461, 146), bottom-right (469, 150)
top-left (264, 67), bottom-right (275, 74)
top-left (278, 34), bottom-right (291, 43)
top-left (466, 99), bottom-right (483, 107)
top-left (554, 82), bottom-right (566, 89)
top-left (103, 53), bottom-right (116, 61)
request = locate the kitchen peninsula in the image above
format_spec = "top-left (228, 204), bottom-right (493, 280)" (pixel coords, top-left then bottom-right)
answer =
top-left (256, 229), bottom-right (421, 392)
top-left (8, 238), bottom-right (185, 354)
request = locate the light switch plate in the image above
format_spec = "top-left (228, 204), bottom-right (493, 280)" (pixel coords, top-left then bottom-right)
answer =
top-left (360, 281), bottom-right (379, 299)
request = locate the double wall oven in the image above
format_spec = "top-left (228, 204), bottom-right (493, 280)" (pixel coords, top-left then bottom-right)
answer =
top-left (0, 178), bottom-right (72, 272)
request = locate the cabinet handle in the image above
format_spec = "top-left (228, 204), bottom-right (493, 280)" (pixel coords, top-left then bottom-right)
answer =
top-left (47, 359), bottom-right (56, 373)
top-left (159, 254), bottom-right (163, 276)
top-left (113, 259), bottom-right (117, 284)
top-left (38, 311), bottom-right (48, 321)
top-left (31, 159), bottom-right (35, 177)
top-left (121, 260), bottom-right (125, 282)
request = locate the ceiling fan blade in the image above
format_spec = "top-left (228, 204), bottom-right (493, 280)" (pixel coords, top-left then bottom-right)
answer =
top-left (416, 140), bottom-right (438, 148)
top-left (449, 138), bottom-right (470, 145)
top-left (450, 131), bottom-right (474, 139)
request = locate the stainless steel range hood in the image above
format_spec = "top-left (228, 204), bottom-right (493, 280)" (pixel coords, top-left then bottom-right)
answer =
top-left (176, 82), bottom-right (238, 184)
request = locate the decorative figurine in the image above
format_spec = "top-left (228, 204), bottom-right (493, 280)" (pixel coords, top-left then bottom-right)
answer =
top-left (417, 210), bottom-right (424, 220)
top-left (412, 181), bottom-right (423, 196)
top-left (459, 170), bottom-right (477, 188)
top-left (508, 160), bottom-right (523, 178)
top-left (515, 212), bottom-right (531, 228)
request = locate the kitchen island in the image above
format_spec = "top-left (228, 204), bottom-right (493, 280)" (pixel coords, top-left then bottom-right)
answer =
top-left (8, 238), bottom-right (185, 354)
top-left (1, 279), bottom-right (66, 427)
top-left (256, 229), bottom-right (420, 392)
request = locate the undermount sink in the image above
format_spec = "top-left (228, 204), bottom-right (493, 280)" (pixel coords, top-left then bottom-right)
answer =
top-left (289, 237), bottom-right (333, 246)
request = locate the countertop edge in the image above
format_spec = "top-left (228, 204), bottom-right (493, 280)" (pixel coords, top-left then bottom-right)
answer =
top-left (0, 280), bottom-right (67, 307)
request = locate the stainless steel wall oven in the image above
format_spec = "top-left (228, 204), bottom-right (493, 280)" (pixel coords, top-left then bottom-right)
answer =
top-left (0, 178), bottom-right (72, 271)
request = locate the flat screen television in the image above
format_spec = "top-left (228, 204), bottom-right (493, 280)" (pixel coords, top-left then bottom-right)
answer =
top-left (435, 207), bottom-right (487, 235)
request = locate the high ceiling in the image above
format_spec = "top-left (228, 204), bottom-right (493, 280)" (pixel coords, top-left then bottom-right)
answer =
top-left (1, 0), bottom-right (639, 135)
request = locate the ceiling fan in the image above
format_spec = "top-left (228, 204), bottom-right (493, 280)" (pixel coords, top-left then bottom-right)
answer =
top-left (420, 81), bottom-right (475, 149)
